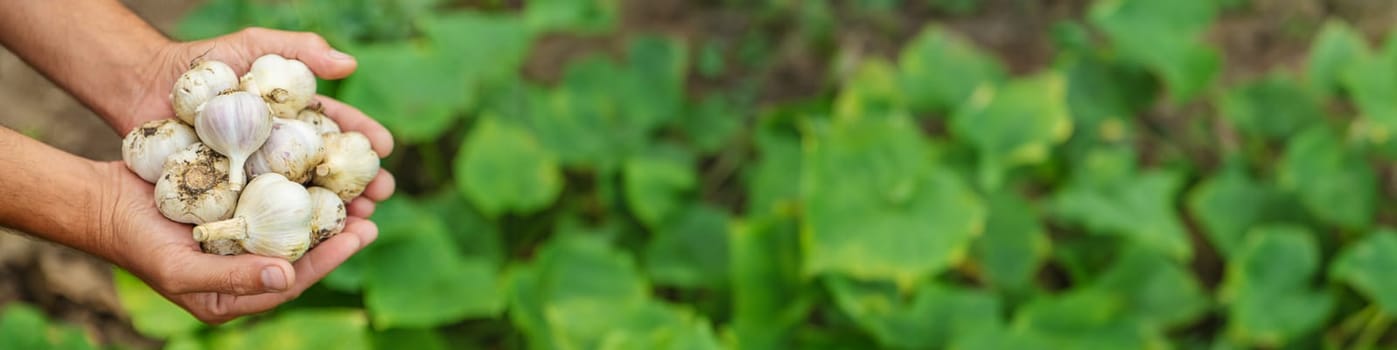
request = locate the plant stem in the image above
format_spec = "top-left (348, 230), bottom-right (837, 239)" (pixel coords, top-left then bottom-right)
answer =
top-left (1351, 308), bottom-right (1390, 350)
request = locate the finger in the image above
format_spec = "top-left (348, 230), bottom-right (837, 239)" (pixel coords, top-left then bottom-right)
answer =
top-left (317, 96), bottom-right (394, 157)
top-left (362, 170), bottom-right (396, 202)
top-left (161, 252), bottom-right (295, 296)
top-left (216, 218), bottom-right (379, 316)
top-left (347, 197), bottom-right (376, 218)
top-left (234, 28), bottom-right (357, 79)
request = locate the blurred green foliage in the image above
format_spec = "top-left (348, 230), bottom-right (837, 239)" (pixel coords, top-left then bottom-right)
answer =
top-left (16, 0), bottom-right (1397, 348)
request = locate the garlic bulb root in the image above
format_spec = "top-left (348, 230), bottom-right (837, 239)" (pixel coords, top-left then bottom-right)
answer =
top-left (200, 239), bottom-right (247, 256)
top-left (122, 119), bottom-right (198, 183)
top-left (195, 91), bottom-right (273, 191)
top-left (246, 119), bottom-right (326, 183)
top-left (170, 60), bottom-right (238, 125)
top-left (192, 173), bottom-right (313, 261)
top-left (155, 143), bottom-right (239, 224)
top-left (312, 132), bottom-right (380, 201)
top-left (240, 54), bottom-right (316, 119)
top-left (308, 186), bottom-right (347, 247)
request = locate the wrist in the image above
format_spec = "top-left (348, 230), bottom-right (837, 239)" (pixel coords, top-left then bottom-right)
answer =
top-left (105, 38), bottom-right (179, 135)
top-left (75, 161), bottom-right (124, 265)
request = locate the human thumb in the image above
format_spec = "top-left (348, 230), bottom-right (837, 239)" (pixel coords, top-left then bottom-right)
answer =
top-left (164, 252), bottom-right (295, 295)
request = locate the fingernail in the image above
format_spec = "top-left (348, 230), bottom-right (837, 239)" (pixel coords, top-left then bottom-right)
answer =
top-left (328, 50), bottom-right (353, 61)
top-left (261, 266), bottom-right (288, 291)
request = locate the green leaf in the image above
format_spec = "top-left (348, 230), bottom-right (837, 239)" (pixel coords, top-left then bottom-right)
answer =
top-left (1060, 52), bottom-right (1157, 129)
top-left (1331, 230), bottom-right (1397, 315)
top-left (972, 190), bottom-right (1049, 291)
top-left (525, 0), bottom-right (618, 34)
top-left (678, 95), bottom-right (743, 153)
top-left (1051, 154), bottom-right (1191, 260)
top-left (526, 57), bottom-right (650, 168)
top-left (801, 115), bottom-right (986, 287)
top-left (621, 36), bottom-right (688, 129)
top-left (455, 115), bottom-right (564, 218)
top-left (746, 115), bottom-right (805, 217)
top-left (0, 304), bottom-right (49, 349)
top-left (1012, 290), bottom-right (1169, 349)
top-left (372, 328), bottom-right (449, 350)
top-left (1342, 32), bottom-right (1397, 147)
top-left (507, 234), bottom-right (650, 348)
top-left (339, 43), bottom-right (470, 143)
top-left (423, 12), bottom-right (532, 85)
top-left (730, 217), bottom-right (805, 350)
top-left (835, 60), bottom-right (906, 122)
top-left (1089, 0), bottom-right (1219, 101)
top-left (623, 154), bottom-right (696, 229)
top-left (1218, 73), bottom-right (1323, 139)
top-left (174, 0), bottom-right (242, 40)
top-left (1088, 248), bottom-right (1208, 327)
top-left (1220, 225), bottom-right (1334, 347)
top-left (1308, 20), bottom-right (1370, 98)
top-left (644, 204), bottom-right (731, 288)
top-left (897, 26), bottom-right (1007, 114)
top-left (361, 198), bottom-right (503, 328)
top-left (950, 72), bottom-right (1073, 189)
top-left (422, 190), bottom-right (505, 264)
top-left (1277, 126), bottom-right (1376, 230)
top-left (509, 234), bottom-right (725, 350)
top-left (113, 268), bottom-right (203, 338)
top-left (826, 277), bottom-right (1000, 349)
top-left (1187, 165), bottom-right (1304, 257)
top-left (595, 304), bottom-right (723, 350)
top-left (326, 195), bottom-right (433, 292)
top-left (230, 309), bottom-right (371, 350)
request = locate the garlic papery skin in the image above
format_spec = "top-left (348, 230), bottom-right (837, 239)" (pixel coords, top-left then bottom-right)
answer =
top-left (155, 143), bottom-right (239, 224)
top-left (192, 173), bottom-right (313, 261)
top-left (195, 91), bottom-right (273, 191)
top-left (307, 187), bottom-right (346, 247)
top-left (246, 119), bottom-right (325, 183)
top-left (122, 119), bottom-right (198, 183)
top-left (295, 106), bottom-right (341, 135)
top-left (312, 132), bottom-right (380, 201)
top-left (170, 60), bottom-right (238, 125)
top-left (240, 54), bottom-right (316, 119)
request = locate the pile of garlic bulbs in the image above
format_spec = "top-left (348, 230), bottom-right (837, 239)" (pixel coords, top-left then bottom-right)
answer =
top-left (120, 54), bottom-right (379, 262)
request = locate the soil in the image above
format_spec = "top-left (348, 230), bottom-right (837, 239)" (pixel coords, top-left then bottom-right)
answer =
top-left (1, 0), bottom-right (1394, 348)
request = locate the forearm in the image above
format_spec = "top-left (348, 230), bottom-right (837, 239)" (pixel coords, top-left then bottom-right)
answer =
top-left (0, 0), bottom-right (172, 133)
top-left (0, 127), bottom-right (112, 259)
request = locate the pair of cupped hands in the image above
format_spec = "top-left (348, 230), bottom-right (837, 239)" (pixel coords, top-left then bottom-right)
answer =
top-left (93, 28), bottom-right (394, 324)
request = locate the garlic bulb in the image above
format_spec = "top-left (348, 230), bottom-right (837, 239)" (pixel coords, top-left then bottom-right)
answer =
top-left (155, 143), bottom-right (239, 224)
top-left (295, 106), bottom-right (341, 135)
top-left (192, 173), bottom-right (313, 261)
top-left (307, 186), bottom-right (346, 247)
top-left (122, 119), bottom-right (198, 183)
top-left (170, 60), bottom-right (238, 125)
top-left (240, 54), bottom-right (316, 119)
top-left (312, 132), bottom-right (380, 201)
top-left (246, 119), bottom-right (325, 183)
top-left (195, 91), bottom-right (273, 191)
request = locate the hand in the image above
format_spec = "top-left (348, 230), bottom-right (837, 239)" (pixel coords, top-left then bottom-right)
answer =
top-left (94, 28), bottom-right (396, 324)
